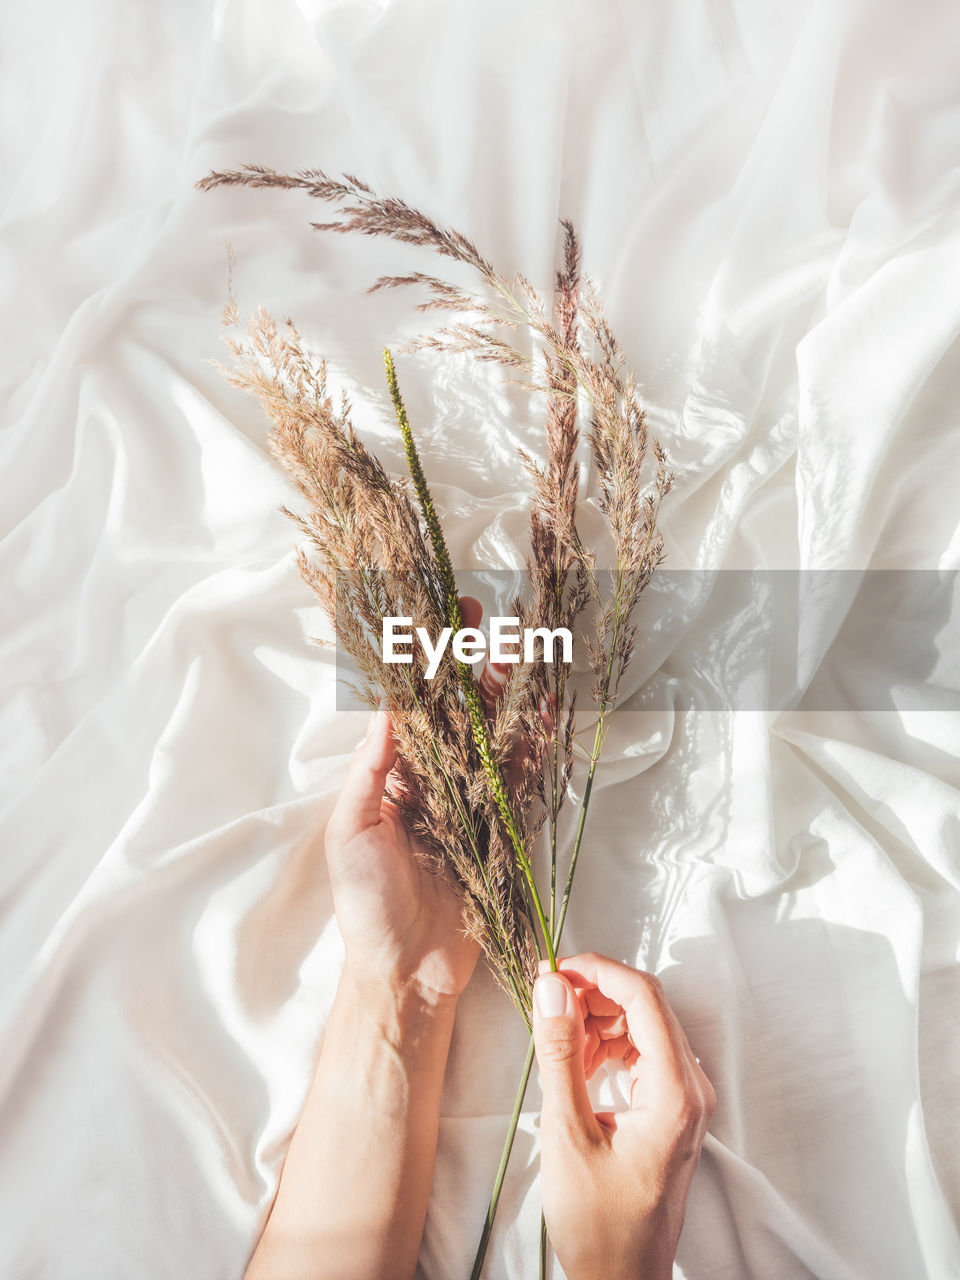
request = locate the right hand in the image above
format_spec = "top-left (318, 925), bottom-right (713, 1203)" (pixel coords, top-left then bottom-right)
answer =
top-left (532, 952), bottom-right (715, 1280)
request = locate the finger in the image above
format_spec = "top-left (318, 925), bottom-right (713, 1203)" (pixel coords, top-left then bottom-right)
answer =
top-left (595, 1111), bottom-right (619, 1134)
top-left (532, 972), bottom-right (601, 1144)
top-left (593, 1033), bottom-right (633, 1064)
top-left (458, 595), bottom-right (502, 712)
top-left (458, 595), bottom-right (522, 718)
top-left (543, 960), bottom-right (593, 1010)
top-left (542, 964), bottom-right (602, 1077)
top-left (384, 766), bottom-right (405, 802)
top-left (479, 658), bottom-right (510, 705)
top-left (583, 1024), bottom-right (602, 1078)
top-left (579, 1024), bottom-right (607, 1077)
top-left (584, 987), bottom-right (621, 1018)
top-left (558, 953), bottom-right (684, 1051)
top-left (589, 1011), bottom-right (630, 1041)
top-left (584, 1034), bottom-right (607, 1080)
top-left (327, 709), bottom-right (397, 843)
top-left (558, 953), bottom-right (696, 1106)
top-left (458, 595), bottom-right (483, 630)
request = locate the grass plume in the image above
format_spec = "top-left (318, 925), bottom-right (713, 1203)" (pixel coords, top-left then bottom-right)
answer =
top-left (201, 165), bottom-right (673, 1270)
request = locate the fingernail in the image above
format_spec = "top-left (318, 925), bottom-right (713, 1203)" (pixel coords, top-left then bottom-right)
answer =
top-left (534, 973), bottom-right (573, 1020)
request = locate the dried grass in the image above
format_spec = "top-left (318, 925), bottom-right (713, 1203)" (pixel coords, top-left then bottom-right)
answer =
top-left (200, 167), bottom-right (672, 1019)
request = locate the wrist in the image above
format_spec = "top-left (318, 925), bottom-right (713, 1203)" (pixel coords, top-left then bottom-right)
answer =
top-left (314, 959), bottom-right (458, 1127)
top-left (339, 957), bottom-right (460, 1034)
top-left (567, 1262), bottom-right (671, 1280)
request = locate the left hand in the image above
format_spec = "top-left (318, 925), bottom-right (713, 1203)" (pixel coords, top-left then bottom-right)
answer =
top-left (324, 707), bottom-right (480, 1003)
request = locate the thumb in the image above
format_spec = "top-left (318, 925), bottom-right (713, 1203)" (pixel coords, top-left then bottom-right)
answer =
top-left (328, 708), bottom-right (398, 842)
top-left (533, 972), bottom-right (600, 1142)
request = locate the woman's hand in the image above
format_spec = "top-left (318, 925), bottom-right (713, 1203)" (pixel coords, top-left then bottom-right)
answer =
top-left (532, 952), bottom-right (715, 1280)
top-left (325, 594), bottom-right (521, 1006)
top-left (324, 706), bottom-right (480, 1004)
top-left (248, 707), bottom-right (481, 1280)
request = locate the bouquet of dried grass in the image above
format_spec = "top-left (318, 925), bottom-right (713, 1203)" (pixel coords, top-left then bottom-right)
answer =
top-left (199, 167), bottom-right (671, 1277)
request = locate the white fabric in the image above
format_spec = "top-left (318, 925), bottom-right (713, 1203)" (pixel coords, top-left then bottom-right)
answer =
top-left (2, 2), bottom-right (959, 1278)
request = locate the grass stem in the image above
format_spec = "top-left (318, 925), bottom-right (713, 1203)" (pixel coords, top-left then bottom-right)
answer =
top-left (385, 348), bottom-right (557, 971)
top-left (468, 1036), bottom-right (536, 1280)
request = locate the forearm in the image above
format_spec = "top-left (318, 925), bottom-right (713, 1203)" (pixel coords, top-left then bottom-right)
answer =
top-left (244, 963), bottom-right (457, 1280)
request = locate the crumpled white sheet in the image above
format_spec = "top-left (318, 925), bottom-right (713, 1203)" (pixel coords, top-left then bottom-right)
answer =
top-left (2, 1), bottom-right (959, 1277)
